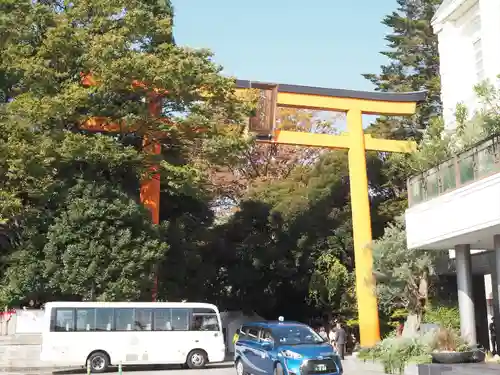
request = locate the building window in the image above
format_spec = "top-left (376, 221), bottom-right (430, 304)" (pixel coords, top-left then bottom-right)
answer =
top-left (473, 38), bottom-right (484, 82)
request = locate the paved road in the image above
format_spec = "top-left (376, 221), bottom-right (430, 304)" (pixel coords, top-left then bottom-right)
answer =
top-left (2, 358), bottom-right (362, 374)
top-left (109, 362), bottom-right (235, 375)
top-left (44, 362), bottom-right (236, 375)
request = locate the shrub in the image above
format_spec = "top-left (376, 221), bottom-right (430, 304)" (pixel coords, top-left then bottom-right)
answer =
top-left (358, 332), bottom-right (433, 374)
top-left (430, 327), bottom-right (469, 352)
top-left (423, 305), bottom-right (460, 331)
top-left (357, 327), bottom-right (470, 374)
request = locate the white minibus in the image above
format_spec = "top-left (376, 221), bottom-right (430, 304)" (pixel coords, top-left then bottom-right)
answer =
top-left (40, 301), bottom-right (225, 373)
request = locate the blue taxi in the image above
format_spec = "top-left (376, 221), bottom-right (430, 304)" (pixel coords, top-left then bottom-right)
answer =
top-left (234, 319), bottom-right (343, 375)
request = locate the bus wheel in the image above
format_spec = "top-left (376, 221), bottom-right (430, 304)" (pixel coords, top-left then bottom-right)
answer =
top-left (87, 351), bottom-right (110, 373)
top-left (186, 349), bottom-right (207, 369)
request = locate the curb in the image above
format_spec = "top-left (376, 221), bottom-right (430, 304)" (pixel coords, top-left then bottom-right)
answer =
top-left (0, 367), bottom-right (77, 374)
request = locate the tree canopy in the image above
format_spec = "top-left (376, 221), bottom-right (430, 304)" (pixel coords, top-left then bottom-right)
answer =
top-left (0, 0), bottom-right (248, 306)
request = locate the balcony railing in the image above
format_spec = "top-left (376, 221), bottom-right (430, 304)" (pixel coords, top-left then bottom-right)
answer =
top-left (407, 134), bottom-right (500, 207)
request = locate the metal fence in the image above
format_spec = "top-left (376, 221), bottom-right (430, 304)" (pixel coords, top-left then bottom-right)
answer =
top-left (407, 135), bottom-right (500, 206)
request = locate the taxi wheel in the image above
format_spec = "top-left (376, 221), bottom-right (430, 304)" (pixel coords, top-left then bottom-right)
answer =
top-left (186, 349), bottom-right (207, 369)
top-left (235, 358), bottom-right (247, 375)
top-left (274, 362), bottom-right (284, 375)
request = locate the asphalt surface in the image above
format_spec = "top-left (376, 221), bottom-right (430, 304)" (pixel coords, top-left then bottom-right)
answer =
top-left (107, 362), bottom-right (234, 374)
top-left (20, 362), bottom-right (237, 375)
top-left (0, 359), bottom-right (360, 374)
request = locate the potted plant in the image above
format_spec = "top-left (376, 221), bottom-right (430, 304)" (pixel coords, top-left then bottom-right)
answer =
top-left (429, 328), bottom-right (474, 364)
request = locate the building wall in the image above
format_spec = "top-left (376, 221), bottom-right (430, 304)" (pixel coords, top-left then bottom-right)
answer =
top-left (0, 309), bottom-right (44, 336)
top-left (405, 172), bottom-right (500, 251)
top-left (434, 0), bottom-right (500, 129)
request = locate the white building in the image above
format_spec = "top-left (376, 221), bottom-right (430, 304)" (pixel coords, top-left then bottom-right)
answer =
top-left (432, 0), bottom-right (500, 129)
top-left (405, 0), bottom-right (500, 349)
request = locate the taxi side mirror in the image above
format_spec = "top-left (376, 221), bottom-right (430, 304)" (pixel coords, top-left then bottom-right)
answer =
top-left (261, 340), bottom-right (273, 350)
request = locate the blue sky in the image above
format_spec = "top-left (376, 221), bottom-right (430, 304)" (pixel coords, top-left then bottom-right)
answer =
top-left (170, 0), bottom-right (399, 127)
top-left (171, 0), bottom-right (397, 90)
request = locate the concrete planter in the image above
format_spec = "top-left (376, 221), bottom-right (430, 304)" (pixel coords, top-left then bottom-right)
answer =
top-left (430, 351), bottom-right (474, 364)
top-left (346, 356), bottom-right (500, 375)
top-left (417, 362), bottom-right (500, 374)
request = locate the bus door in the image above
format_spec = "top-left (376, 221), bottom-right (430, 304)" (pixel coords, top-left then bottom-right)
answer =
top-left (189, 308), bottom-right (225, 360)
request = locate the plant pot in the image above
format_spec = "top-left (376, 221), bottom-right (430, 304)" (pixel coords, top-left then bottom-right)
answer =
top-left (471, 349), bottom-right (486, 363)
top-left (431, 351), bottom-right (474, 364)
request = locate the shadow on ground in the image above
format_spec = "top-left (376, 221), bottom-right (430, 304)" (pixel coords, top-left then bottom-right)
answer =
top-left (53, 362), bottom-right (234, 374)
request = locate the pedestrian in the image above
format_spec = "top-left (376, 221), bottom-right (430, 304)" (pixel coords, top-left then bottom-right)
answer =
top-left (328, 320), bottom-right (337, 350)
top-left (396, 320), bottom-right (404, 336)
top-left (334, 322), bottom-right (346, 360)
top-left (318, 326), bottom-right (328, 341)
top-left (490, 317), bottom-right (497, 354)
top-left (233, 328), bottom-right (240, 345)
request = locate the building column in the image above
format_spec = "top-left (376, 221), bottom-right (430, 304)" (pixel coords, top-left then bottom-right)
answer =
top-left (492, 236), bottom-right (500, 351)
top-left (456, 244), bottom-right (477, 344)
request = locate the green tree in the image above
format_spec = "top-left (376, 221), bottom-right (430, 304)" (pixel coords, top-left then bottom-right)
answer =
top-left (0, 0), bottom-right (248, 305)
top-left (361, 0), bottom-right (443, 223)
top-left (308, 252), bottom-right (353, 315)
top-left (204, 150), bottom-right (365, 320)
top-left (363, 0), bottom-right (442, 136)
top-left (43, 181), bottom-right (166, 301)
top-left (371, 216), bottom-right (445, 334)
top-left (2, 181), bottom-right (167, 304)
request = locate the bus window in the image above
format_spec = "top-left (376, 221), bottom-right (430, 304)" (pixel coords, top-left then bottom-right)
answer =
top-left (54, 309), bottom-right (75, 332)
top-left (135, 309), bottom-right (153, 331)
top-left (191, 308), bottom-right (220, 331)
top-left (76, 308), bottom-right (95, 331)
top-left (154, 308), bottom-right (173, 331)
top-left (115, 308), bottom-right (135, 331)
top-left (171, 308), bottom-right (189, 331)
top-left (95, 308), bottom-right (114, 331)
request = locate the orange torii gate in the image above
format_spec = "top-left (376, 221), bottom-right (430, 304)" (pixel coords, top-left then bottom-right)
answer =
top-left (80, 75), bottom-right (426, 347)
top-left (235, 81), bottom-right (426, 347)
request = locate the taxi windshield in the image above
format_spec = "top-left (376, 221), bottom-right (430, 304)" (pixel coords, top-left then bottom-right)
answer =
top-left (272, 325), bottom-right (325, 345)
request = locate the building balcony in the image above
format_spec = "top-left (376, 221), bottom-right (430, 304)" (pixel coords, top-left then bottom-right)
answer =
top-left (405, 134), bottom-right (500, 250)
